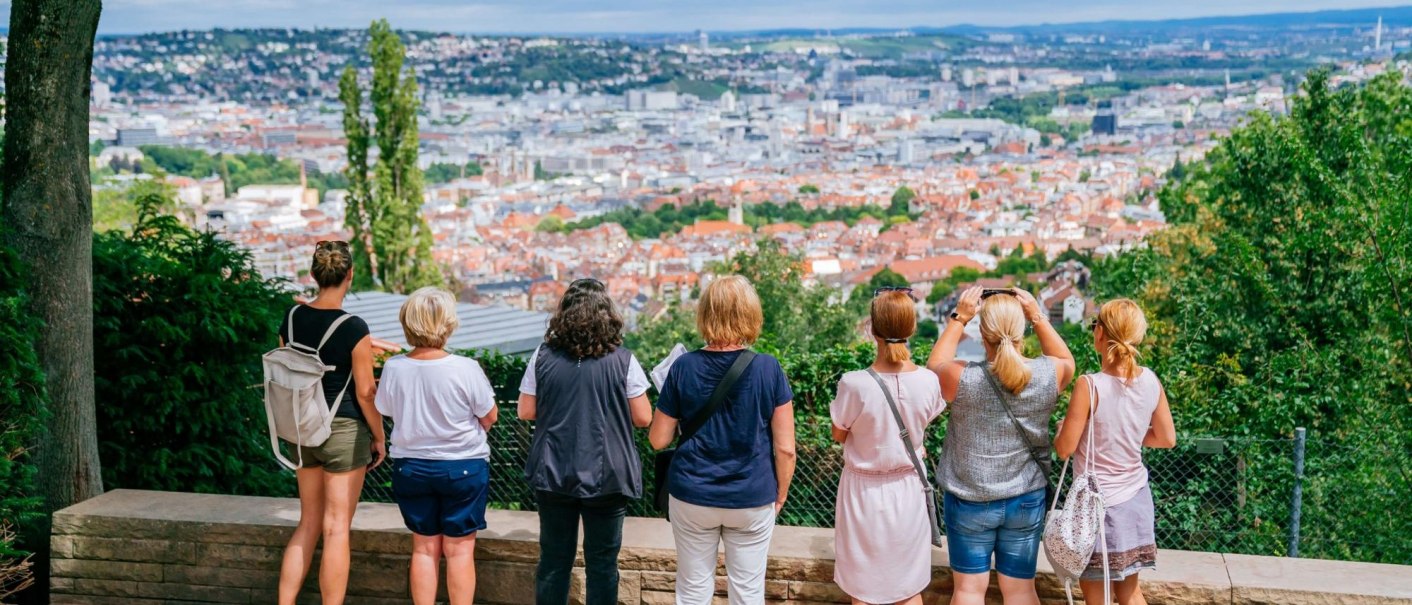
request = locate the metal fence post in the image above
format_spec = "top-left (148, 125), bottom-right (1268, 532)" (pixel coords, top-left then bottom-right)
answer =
top-left (1288, 427), bottom-right (1306, 558)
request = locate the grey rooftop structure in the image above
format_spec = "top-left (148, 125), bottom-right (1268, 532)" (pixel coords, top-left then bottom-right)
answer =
top-left (342, 291), bottom-right (548, 356)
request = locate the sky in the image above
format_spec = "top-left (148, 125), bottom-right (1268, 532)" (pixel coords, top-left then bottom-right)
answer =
top-left (0, 0), bottom-right (1401, 35)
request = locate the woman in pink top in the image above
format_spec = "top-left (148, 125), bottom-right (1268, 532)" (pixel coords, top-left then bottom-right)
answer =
top-left (830, 289), bottom-right (946, 605)
top-left (1054, 299), bottom-right (1176, 605)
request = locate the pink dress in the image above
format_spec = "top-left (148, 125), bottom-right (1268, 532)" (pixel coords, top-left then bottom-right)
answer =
top-left (830, 368), bottom-right (946, 603)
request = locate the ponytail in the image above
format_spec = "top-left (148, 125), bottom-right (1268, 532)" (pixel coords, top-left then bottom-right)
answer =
top-left (884, 341), bottom-right (910, 364)
top-left (1095, 298), bottom-right (1147, 382)
top-left (992, 337), bottom-right (1033, 394)
top-left (871, 291), bottom-right (916, 364)
top-left (979, 294), bottom-right (1033, 394)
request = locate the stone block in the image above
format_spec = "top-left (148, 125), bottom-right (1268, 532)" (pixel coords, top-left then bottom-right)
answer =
top-left (640, 571), bottom-right (675, 592)
top-left (788, 580), bottom-right (851, 603)
top-left (50, 595), bottom-right (165, 605)
top-left (164, 564), bottom-right (275, 589)
top-left (134, 580), bottom-right (252, 603)
top-left (193, 542), bottom-right (284, 570)
top-left (52, 535), bottom-right (77, 558)
top-left (73, 536), bottom-right (196, 565)
top-left (66, 578), bottom-right (141, 597)
top-left (767, 556), bottom-right (835, 583)
top-left (51, 559), bottom-right (163, 582)
top-left (474, 559), bottom-right (537, 605)
top-left (640, 589), bottom-right (676, 605)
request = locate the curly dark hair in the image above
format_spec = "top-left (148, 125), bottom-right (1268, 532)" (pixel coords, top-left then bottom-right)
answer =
top-left (545, 278), bottom-right (623, 359)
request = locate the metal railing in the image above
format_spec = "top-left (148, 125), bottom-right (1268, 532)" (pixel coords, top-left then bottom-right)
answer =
top-left (361, 408), bottom-right (1412, 566)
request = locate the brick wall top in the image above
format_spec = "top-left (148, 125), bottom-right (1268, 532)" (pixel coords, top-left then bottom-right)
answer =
top-left (49, 490), bottom-right (1412, 605)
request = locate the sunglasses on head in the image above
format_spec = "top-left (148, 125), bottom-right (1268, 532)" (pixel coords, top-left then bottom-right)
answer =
top-left (316, 240), bottom-right (349, 251)
top-left (874, 286), bottom-right (915, 300)
top-left (980, 288), bottom-right (1016, 299)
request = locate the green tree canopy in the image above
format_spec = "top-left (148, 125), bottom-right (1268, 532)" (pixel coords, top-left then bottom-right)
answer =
top-left (889, 186), bottom-right (915, 216)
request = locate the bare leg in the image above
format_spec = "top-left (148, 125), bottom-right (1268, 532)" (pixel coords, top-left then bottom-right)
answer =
top-left (409, 534), bottom-right (443, 605)
top-left (950, 571), bottom-right (991, 605)
top-left (896, 593), bottom-right (924, 605)
top-left (1113, 575), bottom-right (1145, 605)
top-left (443, 533), bottom-right (478, 605)
top-left (278, 468), bottom-right (325, 605)
top-left (1079, 579), bottom-right (1108, 605)
top-left (318, 467), bottom-right (367, 605)
top-left (997, 573), bottom-right (1040, 605)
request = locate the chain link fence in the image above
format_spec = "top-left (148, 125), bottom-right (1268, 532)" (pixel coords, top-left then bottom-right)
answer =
top-left (361, 405), bottom-right (1411, 566)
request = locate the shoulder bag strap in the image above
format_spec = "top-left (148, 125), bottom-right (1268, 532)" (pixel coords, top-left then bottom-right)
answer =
top-left (286, 305), bottom-right (300, 345)
top-left (678, 350), bottom-right (757, 444)
top-left (866, 368), bottom-right (943, 546)
top-left (980, 368), bottom-right (1053, 489)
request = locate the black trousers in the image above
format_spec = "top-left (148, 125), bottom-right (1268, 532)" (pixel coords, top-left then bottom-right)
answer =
top-left (534, 490), bottom-right (630, 605)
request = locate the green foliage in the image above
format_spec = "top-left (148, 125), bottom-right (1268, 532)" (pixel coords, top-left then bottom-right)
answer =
top-left (889, 186), bottom-right (915, 216)
top-left (0, 242), bottom-right (46, 562)
top-left (926, 266), bottom-right (983, 304)
top-left (848, 267), bottom-right (909, 305)
top-left (535, 215), bottom-right (565, 233)
top-left (564, 199), bottom-right (893, 240)
top-left (343, 19), bottom-right (443, 293)
top-left (92, 195), bottom-right (293, 497)
top-left (1090, 70), bottom-right (1412, 563)
top-left (137, 145), bottom-right (348, 198)
top-left (423, 161), bottom-right (483, 184)
top-left (93, 179), bottom-right (178, 232)
top-left (797, 184), bottom-right (819, 194)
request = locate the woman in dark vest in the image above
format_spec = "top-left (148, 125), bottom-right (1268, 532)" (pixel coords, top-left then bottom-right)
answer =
top-left (517, 278), bottom-right (653, 605)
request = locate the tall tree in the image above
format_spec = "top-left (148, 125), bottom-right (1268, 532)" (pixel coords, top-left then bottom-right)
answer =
top-left (339, 19), bottom-right (441, 293)
top-left (1, 0), bottom-right (105, 514)
top-left (339, 65), bottom-right (377, 291)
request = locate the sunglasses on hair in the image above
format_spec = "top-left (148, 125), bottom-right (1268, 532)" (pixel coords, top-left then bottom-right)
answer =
top-left (980, 288), bottom-right (1015, 299)
top-left (316, 240), bottom-right (350, 251)
top-left (874, 286), bottom-right (915, 299)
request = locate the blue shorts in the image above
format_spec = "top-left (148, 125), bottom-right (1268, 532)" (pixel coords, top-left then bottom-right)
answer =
top-left (391, 458), bottom-right (490, 538)
top-left (943, 488), bottom-right (1046, 579)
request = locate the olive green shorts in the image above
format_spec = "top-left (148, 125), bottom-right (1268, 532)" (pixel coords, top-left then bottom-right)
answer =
top-left (290, 418), bottom-right (372, 473)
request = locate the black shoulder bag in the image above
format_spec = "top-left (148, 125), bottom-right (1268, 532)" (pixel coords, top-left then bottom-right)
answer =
top-left (865, 368), bottom-right (944, 548)
top-left (653, 350), bottom-right (757, 519)
top-left (980, 369), bottom-right (1056, 505)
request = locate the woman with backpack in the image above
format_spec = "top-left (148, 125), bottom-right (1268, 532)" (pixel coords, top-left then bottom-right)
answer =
top-left (276, 241), bottom-right (385, 605)
top-left (648, 275), bottom-right (797, 605)
top-left (376, 287), bottom-right (500, 605)
top-left (927, 286), bottom-right (1075, 605)
top-left (830, 288), bottom-right (946, 605)
top-left (1053, 299), bottom-right (1175, 605)
top-left (517, 278), bottom-right (653, 605)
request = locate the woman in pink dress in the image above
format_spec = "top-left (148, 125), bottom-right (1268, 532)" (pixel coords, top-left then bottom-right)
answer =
top-left (831, 288), bottom-right (946, 605)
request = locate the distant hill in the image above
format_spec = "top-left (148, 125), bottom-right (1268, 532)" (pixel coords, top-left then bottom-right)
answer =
top-left (942, 5), bottom-right (1412, 35)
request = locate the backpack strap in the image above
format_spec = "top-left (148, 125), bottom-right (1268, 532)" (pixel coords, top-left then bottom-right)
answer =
top-left (316, 313), bottom-right (355, 354)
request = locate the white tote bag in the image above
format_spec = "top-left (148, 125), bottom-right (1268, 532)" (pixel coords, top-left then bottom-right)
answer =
top-left (1042, 374), bottom-right (1109, 605)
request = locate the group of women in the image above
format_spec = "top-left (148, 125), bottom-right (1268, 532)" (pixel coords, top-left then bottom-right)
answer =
top-left (273, 242), bottom-right (1174, 605)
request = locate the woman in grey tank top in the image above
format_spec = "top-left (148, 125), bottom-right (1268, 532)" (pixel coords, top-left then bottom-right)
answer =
top-left (927, 286), bottom-right (1075, 605)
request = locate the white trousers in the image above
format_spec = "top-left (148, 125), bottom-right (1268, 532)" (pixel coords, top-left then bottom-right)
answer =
top-left (668, 496), bottom-right (776, 605)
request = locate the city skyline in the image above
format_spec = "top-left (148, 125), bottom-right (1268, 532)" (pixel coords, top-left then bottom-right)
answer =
top-left (4, 0), bottom-right (1405, 35)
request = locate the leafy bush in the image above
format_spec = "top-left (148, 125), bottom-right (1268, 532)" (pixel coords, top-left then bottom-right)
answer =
top-left (0, 242), bottom-right (45, 598)
top-left (92, 196), bottom-right (294, 497)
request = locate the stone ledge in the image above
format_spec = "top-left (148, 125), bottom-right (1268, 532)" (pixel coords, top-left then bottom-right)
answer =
top-left (50, 490), bottom-right (1412, 604)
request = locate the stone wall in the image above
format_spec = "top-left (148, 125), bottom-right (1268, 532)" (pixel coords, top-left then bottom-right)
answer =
top-left (50, 490), bottom-right (1412, 604)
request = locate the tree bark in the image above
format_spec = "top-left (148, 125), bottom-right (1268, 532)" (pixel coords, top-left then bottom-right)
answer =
top-left (1, 0), bottom-right (105, 514)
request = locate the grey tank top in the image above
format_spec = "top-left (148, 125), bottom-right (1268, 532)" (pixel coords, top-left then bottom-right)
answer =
top-left (937, 356), bottom-right (1058, 502)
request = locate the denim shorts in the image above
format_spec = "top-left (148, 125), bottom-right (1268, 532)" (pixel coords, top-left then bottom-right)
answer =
top-left (942, 488), bottom-right (1046, 579)
top-left (391, 458), bottom-right (490, 538)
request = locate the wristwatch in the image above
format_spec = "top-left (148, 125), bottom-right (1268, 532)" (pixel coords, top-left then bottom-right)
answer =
top-left (949, 311), bottom-right (967, 324)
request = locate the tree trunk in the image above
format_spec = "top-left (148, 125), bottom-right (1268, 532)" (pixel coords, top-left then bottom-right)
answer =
top-left (1, 0), bottom-right (105, 515)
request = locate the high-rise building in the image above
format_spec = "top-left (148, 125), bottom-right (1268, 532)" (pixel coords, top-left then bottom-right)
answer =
top-left (698, 30), bottom-right (709, 53)
top-left (1092, 101), bottom-right (1118, 136)
top-left (116, 127), bottom-right (161, 147)
top-left (1375, 16), bottom-right (1383, 52)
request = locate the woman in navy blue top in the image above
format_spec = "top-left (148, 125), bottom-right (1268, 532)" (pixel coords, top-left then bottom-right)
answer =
top-left (649, 275), bottom-right (796, 605)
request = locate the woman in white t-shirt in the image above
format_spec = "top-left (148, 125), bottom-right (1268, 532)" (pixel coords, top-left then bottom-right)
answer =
top-left (375, 287), bottom-right (499, 605)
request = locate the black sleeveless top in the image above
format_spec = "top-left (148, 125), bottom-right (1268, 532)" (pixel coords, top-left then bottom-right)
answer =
top-left (524, 345), bottom-right (642, 499)
top-left (277, 305), bottom-right (371, 422)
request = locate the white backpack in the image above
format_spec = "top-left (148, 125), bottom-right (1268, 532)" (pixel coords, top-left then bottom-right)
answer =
top-left (262, 305), bottom-right (353, 471)
top-left (1043, 374), bottom-right (1109, 605)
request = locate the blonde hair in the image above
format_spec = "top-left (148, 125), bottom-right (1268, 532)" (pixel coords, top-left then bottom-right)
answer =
top-left (871, 291), bottom-right (916, 364)
top-left (697, 275), bottom-right (763, 347)
top-left (1095, 298), bottom-right (1147, 380)
top-left (400, 287), bottom-right (459, 349)
top-left (979, 294), bottom-right (1032, 394)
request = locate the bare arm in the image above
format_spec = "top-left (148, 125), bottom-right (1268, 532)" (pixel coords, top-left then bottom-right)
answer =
top-left (479, 403), bottom-right (500, 431)
top-left (350, 335), bottom-right (386, 469)
top-left (1143, 387), bottom-right (1176, 448)
top-left (628, 394), bottom-right (653, 428)
top-left (928, 285), bottom-right (982, 402)
top-left (517, 392), bottom-right (537, 421)
top-left (1012, 287), bottom-right (1076, 391)
top-left (1054, 375), bottom-right (1091, 460)
top-left (648, 410), bottom-right (678, 451)
top-left (771, 402), bottom-right (798, 514)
